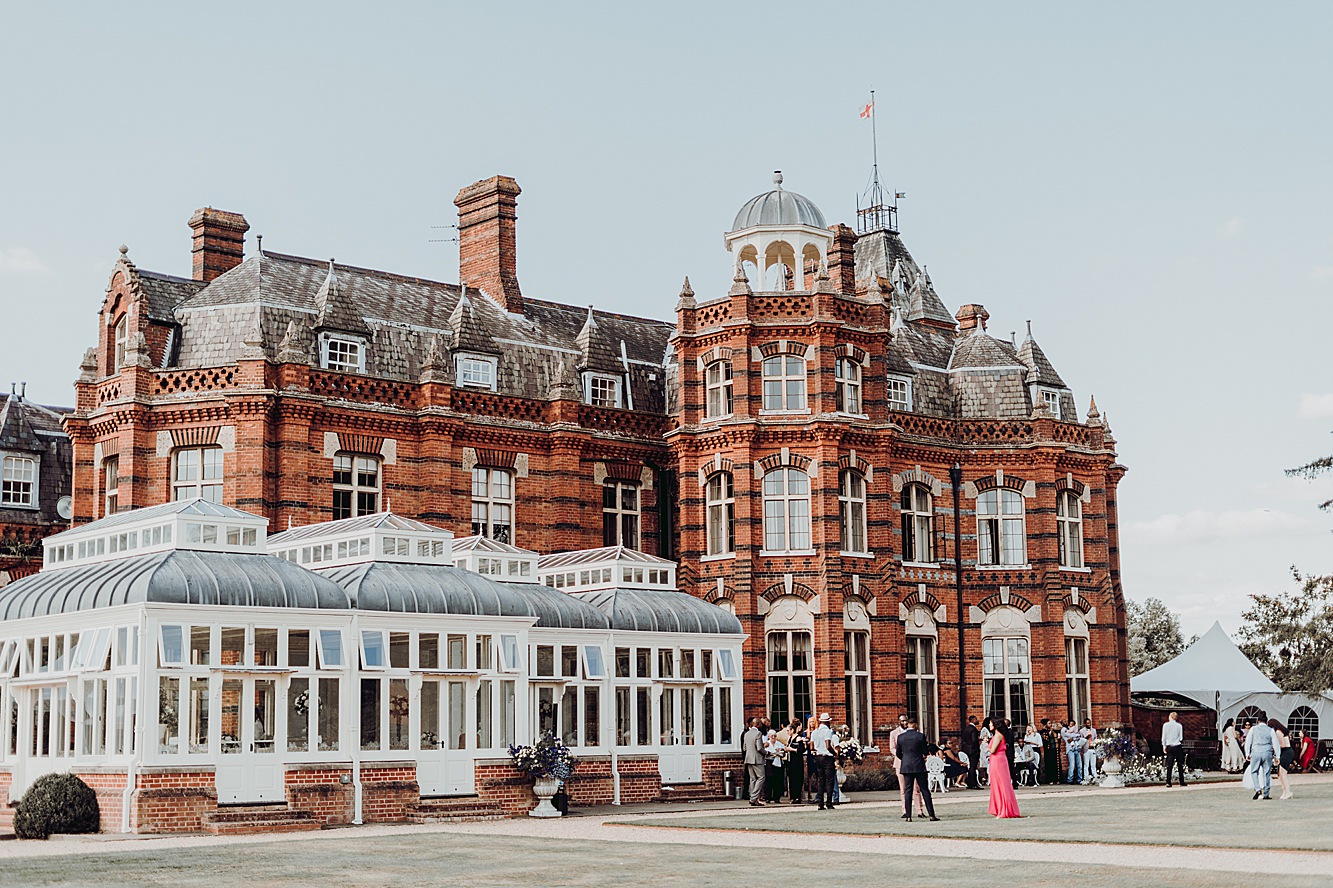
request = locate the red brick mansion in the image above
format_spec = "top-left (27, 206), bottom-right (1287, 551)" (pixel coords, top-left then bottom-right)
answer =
top-left (65, 172), bottom-right (1130, 746)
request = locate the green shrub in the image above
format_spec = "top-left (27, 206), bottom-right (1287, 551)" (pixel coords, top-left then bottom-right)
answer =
top-left (13, 773), bottom-right (101, 839)
top-left (841, 760), bottom-right (899, 792)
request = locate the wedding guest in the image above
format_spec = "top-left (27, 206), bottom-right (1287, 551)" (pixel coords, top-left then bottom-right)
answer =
top-left (1040, 719), bottom-right (1061, 785)
top-left (810, 712), bottom-right (838, 810)
top-left (942, 738), bottom-right (969, 788)
top-left (804, 715), bottom-right (820, 802)
top-left (784, 719), bottom-right (808, 803)
top-left (1021, 724), bottom-right (1043, 784)
top-left (888, 713), bottom-right (910, 814)
top-left (742, 717), bottom-right (766, 805)
top-left (1244, 717), bottom-right (1275, 800)
top-left (1221, 718), bottom-right (1244, 773)
top-left (764, 729), bottom-right (787, 802)
top-left (962, 715), bottom-right (982, 789)
top-left (1269, 718), bottom-right (1294, 800)
top-left (978, 718), bottom-right (993, 787)
top-left (1012, 727), bottom-right (1037, 786)
top-left (1061, 719), bottom-right (1084, 784)
top-left (1162, 711), bottom-right (1186, 787)
top-left (985, 716), bottom-right (1021, 818)
top-left (896, 717), bottom-right (939, 821)
top-left (1082, 719), bottom-right (1099, 783)
top-left (1296, 730), bottom-right (1321, 773)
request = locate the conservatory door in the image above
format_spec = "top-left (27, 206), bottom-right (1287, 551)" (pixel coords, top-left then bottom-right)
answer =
top-left (215, 676), bottom-right (284, 804)
top-left (657, 686), bottom-right (702, 785)
top-left (12, 683), bottom-right (74, 798)
top-left (417, 678), bottom-right (474, 796)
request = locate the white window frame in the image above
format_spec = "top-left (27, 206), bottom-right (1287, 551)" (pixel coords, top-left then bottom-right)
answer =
top-left (103, 456), bottom-right (119, 517)
top-left (471, 467), bottom-right (514, 543)
top-left (158, 625), bottom-right (186, 668)
top-left (316, 629), bottom-right (344, 669)
top-left (983, 634), bottom-right (1032, 728)
top-left (1065, 636), bottom-right (1090, 724)
top-left (581, 645), bottom-right (607, 680)
top-left (761, 354), bottom-right (807, 412)
top-left (766, 630), bottom-right (814, 727)
top-left (716, 648), bottom-right (737, 681)
top-left (113, 315), bottom-right (129, 370)
top-left (977, 488), bottom-right (1027, 567)
top-left (705, 472), bottom-right (735, 556)
top-left (844, 629), bottom-right (872, 745)
top-left (321, 335), bottom-right (364, 373)
top-left (901, 483), bottom-right (934, 564)
top-left (1036, 387), bottom-right (1062, 419)
top-left (333, 452), bottom-right (381, 519)
top-left (887, 375), bottom-right (913, 412)
top-left (1, 454), bottom-right (37, 508)
top-left (839, 470), bottom-right (868, 554)
top-left (905, 632), bottom-right (938, 743)
top-left (456, 353), bottom-right (498, 390)
top-left (835, 356), bottom-right (863, 415)
top-left (1057, 490), bottom-right (1085, 569)
top-left (172, 447), bottom-right (223, 503)
top-left (499, 635), bottom-right (521, 673)
top-left (602, 481), bottom-right (640, 548)
top-left (584, 373), bottom-right (623, 408)
top-left (360, 629), bottom-right (388, 670)
top-left (762, 468), bottom-right (811, 554)
top-left (704, 361), bottom-right (733, 418)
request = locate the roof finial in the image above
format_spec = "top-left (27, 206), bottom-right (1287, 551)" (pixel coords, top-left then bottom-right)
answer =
top-left (118, 244), bottom-right (129, 258)
top-left (772, 170), bottom-right (783, 189)
top-left (256, 234), bottom-right (263, 254)
top-left (584, 304), bottom-right (597, 328)
top-left (1025, 319), bottom-right (1033, 341)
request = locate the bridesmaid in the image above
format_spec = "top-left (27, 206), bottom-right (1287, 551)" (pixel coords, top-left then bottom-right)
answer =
top-left (985, 715), bottom-right (1021, 818)
top-left (1220, 718), bottom-right (1244, 773)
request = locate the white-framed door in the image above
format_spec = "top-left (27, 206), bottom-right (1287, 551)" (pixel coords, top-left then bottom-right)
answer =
top-left (657, 685), bottom-right (702, 784)
top-left (11, 683), bottom-right (74, 798)
top-left (416, 677), bottom-right (474, 796)
top-left (215, 676), bottom-right (284, 804)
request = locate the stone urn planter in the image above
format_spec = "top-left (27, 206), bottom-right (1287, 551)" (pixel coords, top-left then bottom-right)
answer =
top-left (1099, 756), bottom-right (1126, 788)
top-left (529, 776), bottom-right (563, 817)
top-left (836, 766), bottom-right (850, 803)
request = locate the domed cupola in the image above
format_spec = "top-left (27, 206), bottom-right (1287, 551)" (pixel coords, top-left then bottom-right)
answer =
top-left (725, 172), bottom-right (833, 292)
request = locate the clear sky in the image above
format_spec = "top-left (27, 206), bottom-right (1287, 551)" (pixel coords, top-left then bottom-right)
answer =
top-left (1, 2), bottom-right (1329, 635)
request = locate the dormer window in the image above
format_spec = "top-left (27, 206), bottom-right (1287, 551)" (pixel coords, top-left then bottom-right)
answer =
top-left (1, 455), bottom-right (37, 507)
top-left (888, 376), bottom-right (913, 412)
top-left (1038, 388), bottom-right (1062, 419)
top-left (321, 336), bottom-right (364, 373)
top-left (456, 354), bottom-right (497, 390)
top-left (585, 373), bottom-right (623, 408)
top-left (113, 316), bottom-right (129, 370)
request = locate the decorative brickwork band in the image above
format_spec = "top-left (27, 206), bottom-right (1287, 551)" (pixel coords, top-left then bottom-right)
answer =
top-left (696, 454), bottom-right (735, 487)
top-left (170, 427), bottom-right (220, 448)
top-left (696, 345), bottom-right (735, 370)
top-left (834, 343), bottom-right (869, 364)
top-left (471, 448), bottom-right (518, 470)
top-left (756, 340), bottom-right (808, 358)
top-left (756, 450), bottom-right (812, 475)
top-left (602, 460), bottom-right (645, 482)
top-left (976, 590), bottom-right (1034, 613)
top-left (891, 465), bottom-right (943, 496)
top-left (837, 450), bottom-right (874, 482)
top-left (759, 579), bottom-right (817, 603)
top-left (338, 433), bottom-right (384, 456)
top-left (972, 471), bottom-right (1029, 493)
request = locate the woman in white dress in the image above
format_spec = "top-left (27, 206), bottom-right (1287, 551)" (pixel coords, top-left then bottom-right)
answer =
top-left (1220, 718), bottom-right (1244, 773)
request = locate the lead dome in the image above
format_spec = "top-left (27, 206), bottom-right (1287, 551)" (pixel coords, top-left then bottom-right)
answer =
top-left (731, 171), bottom-right (827, 232)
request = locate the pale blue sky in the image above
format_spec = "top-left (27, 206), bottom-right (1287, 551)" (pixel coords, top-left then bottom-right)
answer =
top-left (2, 2), bottom-right (1329, 634)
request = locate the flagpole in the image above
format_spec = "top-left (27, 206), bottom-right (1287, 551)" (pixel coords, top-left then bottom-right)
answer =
top-left (870, 89), bottom-right (879, 191)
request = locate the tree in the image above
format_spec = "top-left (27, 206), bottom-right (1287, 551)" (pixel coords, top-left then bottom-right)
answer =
top-left (1286, 451), bottom-right (1332, 511)
top-left (1237, 568), bottom-right (1333, 693)
top-left (1126, 597), bottom-right (1186, 676)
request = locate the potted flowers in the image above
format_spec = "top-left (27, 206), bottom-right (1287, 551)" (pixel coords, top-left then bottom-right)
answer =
top-left (1094, 726), bottom-right (1137, 788)
top-left (508, 732), bottom-right (579, 817)
top-left (835, 726), bottom-right (865, 802)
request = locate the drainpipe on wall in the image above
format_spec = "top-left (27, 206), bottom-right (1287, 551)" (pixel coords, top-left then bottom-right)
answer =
top-left (123, 608), bottom-right (150, 832)
top-left (949, 464), bottom-right (967, 740)
top-left (349, 618), bottom-right (363, 824)
top-left (609, 638), bottom-right (620, 805)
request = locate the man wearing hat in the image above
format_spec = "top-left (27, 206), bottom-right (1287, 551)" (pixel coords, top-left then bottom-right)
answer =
top-left (810, 712), bottom-right (839, 810)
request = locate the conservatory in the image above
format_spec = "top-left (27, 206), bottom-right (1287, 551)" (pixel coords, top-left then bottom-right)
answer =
top-left (0, 501), bottom-right (743, 832)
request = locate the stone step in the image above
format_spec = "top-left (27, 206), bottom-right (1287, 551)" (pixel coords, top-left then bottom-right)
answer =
top-left (201, 805), bottom-right (321, 835)
top-left (407, 797), bottom-right (508, 823)
top-left (659, 783), bottom-right (731, 802)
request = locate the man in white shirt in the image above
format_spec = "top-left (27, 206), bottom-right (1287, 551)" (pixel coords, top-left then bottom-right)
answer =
top-left (1162, 711), bottom-right (1186, 787)
top-left (810, 712), bottom-right (839, 810)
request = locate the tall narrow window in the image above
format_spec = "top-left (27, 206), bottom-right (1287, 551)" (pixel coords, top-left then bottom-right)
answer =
top-left (839, 470), bottom-right (868, 553)
top-left (1057, 491), bottom-right (1084, 569)
top-left (761, 355), bottom-right (807, 411)
top-left (333, 453), bottom-right (380, 519)
top-left (977, 488), bottom-right (1026, 566)
top-left (844, 630), bottom-right (871, 745)
top-left (901, 484), bottom-right (934, 563)
top-left (172, 448), bottom-right (223, 503)
top-left (103, 457), bottom-right (119, 516)
top-left (835, 357), bottom-right (862, 414)
top-left (762, 468), bottom-right (810, 553)
top-left (1, 456), bottom-right (36, 507)
top-left (766, 630), bottom-right (813, 727)
top-left (983, 634), bottom-right (1031, 727)
top-left (602, 481), bottom-right (640, 548)
top-left (704, 361), bottom-right (733, 418)
top-left (887, 376), bottom-right (913, 412)
top-left (905, 634), bottom-right (938, 741)
top-left (1065, 636), bottom-right (1090, 724)
top-left (705, 472), bottom-right (735, 556)
top-left (113, 316), bottom-right (128, 370)
top-left (471, 468), bottom-right (514, 543)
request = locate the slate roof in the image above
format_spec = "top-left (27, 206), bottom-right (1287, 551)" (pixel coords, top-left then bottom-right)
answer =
top-left (0, 394), bottom-right (73, 531)
top-left (137, 270), bottom-right (204, 323)
top-left (854, 229), bottom-right (955, 325)
top-left (0, 550), bottom-right (350, 620)
top-left (1017, 330), bottom-right (1067, 388)
top-left (947, 326), bottom-right (1027, 371)
top-left (160, 251), bottom-right (673, 411)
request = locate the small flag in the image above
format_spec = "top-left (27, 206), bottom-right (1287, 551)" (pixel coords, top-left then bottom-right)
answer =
top-left (895, 192), bottom-right (906, 199)
top-left (859, 102), bottom-right (874, 119)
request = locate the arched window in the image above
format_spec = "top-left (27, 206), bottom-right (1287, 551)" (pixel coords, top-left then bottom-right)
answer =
top-left (113, 316), bottom-right (129, 370)
top-left (839, 470), bottom-right (868, 554)
top-left (762, 355), bottom-right (806, 411)
top-left (901, 484), bottom-right (934, 564)
top-left (834, 357), bottom-right (862, 414)
top-left (1064, 609), bottom-right (1091, 724)
top-left (762, 468), bottom-right (810, 553)
top-left (904, 605), bottom-right (939, 742)
top-left (767, 596), bottom-right (814, 727)
top-left (977, 488), bottom-right (1026, 566)
top-left (333, 452), bottom-right (380, 518)
top-left (1237, 705), bottom-right (1267, 724)
top-left (1057, 490), bottom-right (1084, 569)
top-left (704, 361), bottom-right (733, 418)
top-left (471, 467), bottom-right (514, 543)
top-left (1289, 706), bottom-right (1319, 741)
top-left (705, 472), bottom-right (735, 556)
top-left (982, 607), bottom-right (1031, 728)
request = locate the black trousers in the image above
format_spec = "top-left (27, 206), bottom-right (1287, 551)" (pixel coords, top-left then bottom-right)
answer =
top-left (901, 771), bottom-right (936, 818)
top-left (785, 756), bottom-right (804, 801)
top-left (814, 756), bottom-right (838, 807)
top-left (965, 748), bottom-right (981, 788)
top-left (1165, 745), bottom-right (1187, 785)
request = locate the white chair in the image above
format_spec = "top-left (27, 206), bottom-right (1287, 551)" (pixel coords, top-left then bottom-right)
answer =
top-left (927, 762), bottom-right (947, 794)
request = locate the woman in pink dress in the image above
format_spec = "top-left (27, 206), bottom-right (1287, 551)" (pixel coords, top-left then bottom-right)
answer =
top-left (985, 716), bottom-right (1022, 818)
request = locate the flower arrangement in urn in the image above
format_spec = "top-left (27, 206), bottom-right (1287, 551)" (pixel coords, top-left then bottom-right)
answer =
top-left (1093, 724), bottom-right (1137, 788)
top-left (509, 732), bottom-right (578, 817)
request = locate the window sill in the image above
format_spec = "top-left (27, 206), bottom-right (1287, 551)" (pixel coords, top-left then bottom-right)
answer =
top-left (457, 382), bottom-right (497, 392)
top-left (977, 564), bottom-right (1032, 571)
top-left (902, 561), bottom-right (941, 570)
top-left (701, 414), bottom-right (734, 423)
top-left (760, 549), bottom-right (817, 558)
top-left (700, 552), bottom-right (736, 563)
top-left (1059, 566), bottom-right (1092, 573)
top-left (839, 550), bottom-right (875, 559)
top-left (758, 409), bottom-right (811, 417)
top-left (835, 412), bottom-right (870, 420)
top-left (0, 502), bottom-right (38, 511)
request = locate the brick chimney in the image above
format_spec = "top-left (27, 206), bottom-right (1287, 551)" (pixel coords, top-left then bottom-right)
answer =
top-left (454, 175), bottom-right (523, 314)
top-left (955, 303), bottom-right (989, 335)
top-left (828, 224), bottom-right (858, 293)
top-left (188, 207), bottom-right (249, 282)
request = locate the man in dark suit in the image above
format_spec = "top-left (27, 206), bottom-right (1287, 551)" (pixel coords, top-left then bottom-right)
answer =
top-left (962, 715), bottom-right (981, 789)
top-left (895, 717), bottom-right (939, 822)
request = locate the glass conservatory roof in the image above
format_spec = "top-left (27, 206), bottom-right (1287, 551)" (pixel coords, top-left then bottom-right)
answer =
top-left (573, 587), bottom-right (743, 635)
